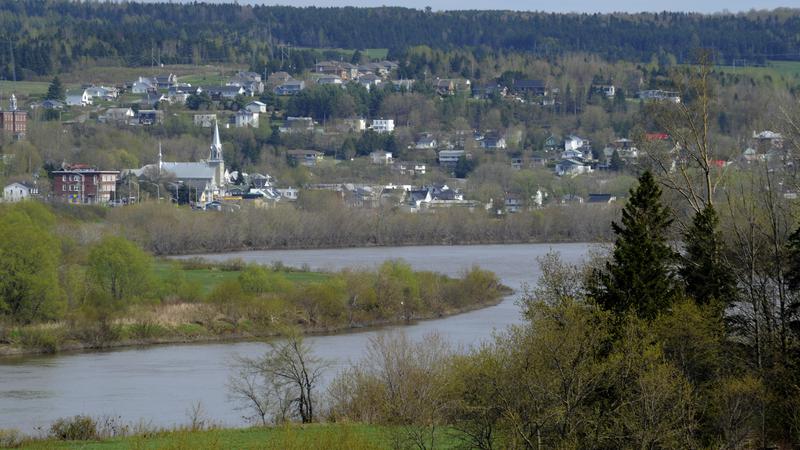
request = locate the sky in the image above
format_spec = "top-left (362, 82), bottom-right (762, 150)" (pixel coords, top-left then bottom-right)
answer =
top-left (230, 0), bottom-right (795, 14)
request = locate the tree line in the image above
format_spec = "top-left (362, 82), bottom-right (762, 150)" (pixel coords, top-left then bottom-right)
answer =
top-left (0, 1), bottom-right (799, 79)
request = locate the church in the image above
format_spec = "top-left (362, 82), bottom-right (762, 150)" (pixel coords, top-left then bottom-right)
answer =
top-left (133, 120), bottom-right (228, 202)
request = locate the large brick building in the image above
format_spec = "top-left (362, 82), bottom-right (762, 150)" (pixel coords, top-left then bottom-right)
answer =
top-left (0, 94), bottom-right (27, 137)
top-left (52, 165), bottom-right (120, 204)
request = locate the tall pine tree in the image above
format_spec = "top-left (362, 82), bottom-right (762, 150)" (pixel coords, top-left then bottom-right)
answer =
top-left (45, 76), bottom-right (64, 101)
top-left (591, 170), bottom-right (677, 320)
top-left (787, 226), bottom-right (800, 293)
top-left (680, 204), bottom-right (736, 308)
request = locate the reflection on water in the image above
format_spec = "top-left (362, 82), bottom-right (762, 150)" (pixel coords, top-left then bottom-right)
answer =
top-left (0, 243), bottom-right (591, 433)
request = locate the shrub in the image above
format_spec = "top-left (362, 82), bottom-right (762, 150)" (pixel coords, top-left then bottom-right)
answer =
top-left (0, 429), bottom-right (22, 448)
top-left (127, 321), bottom-right (168, 340)
top-left (49, 415), bottom-right (98, 441)
top-left (14, 327), bottom-right (63, 353)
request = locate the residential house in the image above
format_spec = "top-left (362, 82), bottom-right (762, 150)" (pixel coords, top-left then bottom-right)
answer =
top-left (228, 71), bottom-right (264, 95)
top-left (511, 79), bottom-right (548, 96)
top-left (555, 159), bottom-right (593, 177)
top-left (638, 90), bottom-right (681, 103)
top-left (274, 80), bottom-right (305, 96)
top-left (397, 162), bottom-right (427, 176)
top-left (65, 90), bottom-right (92, 107)
top-left (137, 110), bottom-right (164, 126)
top-left (591, 84), bottom-right (616, 97)
top-left (472, 83), bottom-right (507, 99)
top-left (357, 73), bottom-right (382, 91)
top-left (85, 85), bottom-right (119, 100)
top-left (752, 130), bottom-right (784, 150)
top-left (53, 165), bottom-right (119, 204)
top-left (505, 195), bottom-right (524, 213)
top-left (435, 78), bottom-right (471, 96)
top-left (201, 85), bottom-right (245, 100)
top-left (245, 101), bottom-right (267, 113)
top-left (342, 118), bottom-right (367, 132)
top-left (235, 110), bottom-right (259, 128)
top-left (415, 134), bottom-right (438, 149)
top-left (276, 187), bottom-right (299, 201)
top-left (287, 150), bottom-right (324, 167)
top-left (32, 99), bottom-right (64, 110)
top-left (370, 150), bottom-right (393, 165)
top-left (587, 193), bottom-right (617, 204)
top-left (564, 135), bottom-right (588, 152)
top-left (543, 135), bottom-right (560, 153)
top-left (194, 114), bottom-right (218, 128)
top-left (371, 119), bottom-right (394, 133)
top-left (511, 157), bottom-right (524, 170)
top-left (316, 75), bottom-right (343, 85)
top-left (314, 61), bottom-right (358, 80)
top-left (280, 116), bottom-right (314, 133)
top-left (140, 91), bottom-right (168, 108)
top-left (100, 107), bottom-right (135, 124)
top-left (438, 149), bottom-right (466, 167)
top-left (131, 77), bottom-right (156, 94)
top-left (406, 188), bottom-right (432, 210)
top-left (154, 74), bottom-right (178, 88)
top-left (249, 173), bottom-right (274, 189)
top-left (3, 181), bottom-right (38, 202)
top-left (266, 71), bottom-right (292, 87)
top-left (480, 133), bottom-right (507, 150)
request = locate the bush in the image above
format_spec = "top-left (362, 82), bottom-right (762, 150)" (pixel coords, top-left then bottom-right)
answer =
top-left (0, 429), bottom-right (22, 448)
top-left (13, 327), bottom-right (63, 353)
top-left (49, 415), bottom-right (98, 441)
top-left (127, 321), bottom-right (168, 340)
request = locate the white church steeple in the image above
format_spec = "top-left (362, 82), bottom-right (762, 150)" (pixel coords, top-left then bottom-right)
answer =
top-left (209, 120), bottom-right (223, 162)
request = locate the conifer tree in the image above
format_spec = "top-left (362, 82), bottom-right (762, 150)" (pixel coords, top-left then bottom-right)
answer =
top-left (592, 170), bottom-right (677, 320)
top-left (680, 204), bottom-right (736, 308)
top-left (45, 76), bottom-right (64, 101)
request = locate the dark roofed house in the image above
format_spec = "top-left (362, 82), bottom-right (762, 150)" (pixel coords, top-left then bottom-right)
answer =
top-left (587, 193), bottom-right (617, 204)
top-left (511, 79), bottom-right (548, 96)
top-left (154, 74), bottom-right (178, 88)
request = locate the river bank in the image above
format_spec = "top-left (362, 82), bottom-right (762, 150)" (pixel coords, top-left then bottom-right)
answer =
top-left (0, 293), bottom-right (506, 358)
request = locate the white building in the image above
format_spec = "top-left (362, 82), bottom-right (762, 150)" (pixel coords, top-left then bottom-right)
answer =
top-left (555, 159), bottom-right (593, 177)
top-left (235, 110), bottom-right (259, 128)
top-left (3, 182), bottom-right (37, 202)
top-left (370, 150), bottom-right (393, 165)
top-left (371, 119), bottom-right (395, 134)
top-left (245, 101), bottom-right (267, 113)
top-left (564, 135), bottom-right (587, 152)
top-left (438, 149), bottom-right (466, 166)
top-left (65, 90), bottom-right (92, 107)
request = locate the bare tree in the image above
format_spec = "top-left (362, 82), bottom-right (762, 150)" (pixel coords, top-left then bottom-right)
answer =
top-left (228, 331), bottom-right (327, 424)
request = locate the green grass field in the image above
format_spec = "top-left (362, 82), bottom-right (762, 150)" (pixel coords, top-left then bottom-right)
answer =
top-left (17, 424), bottom-right (463, 449)
top-left (153, 261), bottom-right (329, 294)
top-left (712, 60), bottom-right (800, 85)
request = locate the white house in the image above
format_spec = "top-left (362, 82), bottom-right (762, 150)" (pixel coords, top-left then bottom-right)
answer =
top-left (131, 77), bottom-right (156, 94)
top-left (370, 150), bottom-right (393, 165)
top-left (372, 119), bottom-right (395, 133)
top-left (3, 182), bottom-right (37, 202)
top-left (438, 149), bottom-right (466, 166)
top-left (276, 187), bottom-right (299, 201)
top-left (555, 159), bottom-right (593, 177)
top-left (235, 110), bottom-right (260, 128)
top-left (564, 135), bottom-right (587, 152)
top-left (100, 107), bottom-right (135, 124)
top-left (245, 101), bottom-right (267, 114)
top-left (66, 90), bottom-right (92, 107)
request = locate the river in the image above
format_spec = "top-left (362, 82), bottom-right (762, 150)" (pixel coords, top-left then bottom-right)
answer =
top-left (0, 243), bottom-right (592, 434)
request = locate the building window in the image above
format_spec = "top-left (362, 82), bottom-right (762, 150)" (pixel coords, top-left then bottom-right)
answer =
top-left (62, 185), bottom-right (66, 192)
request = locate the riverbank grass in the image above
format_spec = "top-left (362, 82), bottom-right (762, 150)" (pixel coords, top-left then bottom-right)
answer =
top-left (15, 424), bottom-right (462, 449)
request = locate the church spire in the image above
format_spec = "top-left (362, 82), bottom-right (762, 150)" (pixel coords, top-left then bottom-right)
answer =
top-left (209, 120), bottom-right (223, 161)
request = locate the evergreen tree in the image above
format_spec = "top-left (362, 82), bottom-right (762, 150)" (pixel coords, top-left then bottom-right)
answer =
top-left (680, 205), bottom-right (736, 308)
top-left (591, 171), bottom-right (677, 320)
top-left (610, 149), bottom-right (624, 171)
top-left (45, 76), bottom-right (64, 101)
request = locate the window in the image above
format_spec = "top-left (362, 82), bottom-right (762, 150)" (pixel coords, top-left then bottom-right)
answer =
top-left (62, 185), bottom-right (66, 192)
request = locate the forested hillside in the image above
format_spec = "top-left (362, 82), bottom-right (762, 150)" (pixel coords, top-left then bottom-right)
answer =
top-left (0, 1), bottom-right (799, 79)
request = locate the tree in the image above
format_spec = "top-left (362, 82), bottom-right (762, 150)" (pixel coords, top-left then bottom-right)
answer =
top-left (609, 149), bottom-right (624, 171)
top-left (87, 235), bottom-right (152, 302)
top-left (232, 332), bottom-right (327, 424)
top-left (680, 204), bottom-right (736, 308)
top-left (45, 76), bottom-right (65, 101)
top-left (591, 171), bottom-right (678, 320)
top-left (787, 225), bottom-right (800, 293)
top-left (0, 203), bottom-right (64, 323)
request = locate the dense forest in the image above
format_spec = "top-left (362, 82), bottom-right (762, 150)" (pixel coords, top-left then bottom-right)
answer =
top-left (0, 1), bottom-right (799, 79)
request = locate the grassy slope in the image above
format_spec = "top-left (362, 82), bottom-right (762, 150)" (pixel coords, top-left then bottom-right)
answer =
top-left (18, 424), bottom-right (461, 450)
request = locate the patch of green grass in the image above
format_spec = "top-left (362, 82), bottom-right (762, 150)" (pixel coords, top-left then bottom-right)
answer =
top-left (711, 60), bottom-right (800, 86)
top-left (152, 262), bottom-right (329, 295)
top-left (0, 80), bottom-right (50, 97)
top-left (19, 424), bottom-right (463, 449)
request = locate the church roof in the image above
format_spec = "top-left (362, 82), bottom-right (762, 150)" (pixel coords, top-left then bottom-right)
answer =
top-left (160, 162), bottom-right (216, 180)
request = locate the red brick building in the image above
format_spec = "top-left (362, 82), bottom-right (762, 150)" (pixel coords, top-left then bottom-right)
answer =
top-left (0, 94), bottom-right (26, 136)
top-left (52, 165), bottom-right (120, 204)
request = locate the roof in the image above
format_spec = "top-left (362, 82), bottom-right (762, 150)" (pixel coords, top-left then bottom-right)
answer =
top-left (588, 193), bottom-right (616, 203)
top-left (159, 162), bottom-right (216, 180)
